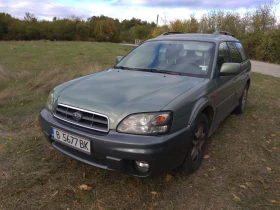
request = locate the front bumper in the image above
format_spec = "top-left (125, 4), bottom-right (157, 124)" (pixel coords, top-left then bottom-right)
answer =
top-left (39, 108), bottom-right (192, 177)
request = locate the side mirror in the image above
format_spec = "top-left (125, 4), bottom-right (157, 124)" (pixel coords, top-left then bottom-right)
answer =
top-left (220, 63), bottom-right (241, 76)
top-left (116, 56), bottom-right (123, 64)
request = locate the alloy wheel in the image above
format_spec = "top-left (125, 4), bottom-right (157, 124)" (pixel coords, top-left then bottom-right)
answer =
top-left (241, 88), bottom-right (247, 110)
top-left (191, 123), bottom-right (206, 162)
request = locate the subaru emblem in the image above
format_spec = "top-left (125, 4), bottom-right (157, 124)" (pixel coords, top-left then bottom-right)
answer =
top-left (73, 112), bottom-right (82, 121)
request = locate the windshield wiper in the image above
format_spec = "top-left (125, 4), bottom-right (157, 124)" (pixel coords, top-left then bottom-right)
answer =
top-left (136, 68), bottom-right (183, 75)
top-left (114, 66), bottom-right (183, 75)
top-left (114, 66), bottom-right (136, 70)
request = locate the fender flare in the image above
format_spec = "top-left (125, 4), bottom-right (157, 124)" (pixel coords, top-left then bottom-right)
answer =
top-left (189, 97), bottom-right (214, 126)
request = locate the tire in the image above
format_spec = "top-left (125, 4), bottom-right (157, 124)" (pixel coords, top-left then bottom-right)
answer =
top-left (234, 84), bottom-right (249, 114)
top-left (180, 113), bottom-right (209, 174)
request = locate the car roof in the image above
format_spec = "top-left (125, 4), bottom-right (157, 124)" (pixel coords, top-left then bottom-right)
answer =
top-left (148, 33), bottom-right (239, 43)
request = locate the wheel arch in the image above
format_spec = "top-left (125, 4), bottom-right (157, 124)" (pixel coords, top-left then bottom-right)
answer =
top-left (189, 99), bottom-right (215, 128)
top-left (246, 78), bottom-right (251, 89)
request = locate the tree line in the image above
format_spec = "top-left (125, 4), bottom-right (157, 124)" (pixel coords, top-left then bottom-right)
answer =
top-left (0, 2), bottom-right (279, 63)
top-left (0, 12), bottom-right (156, 43)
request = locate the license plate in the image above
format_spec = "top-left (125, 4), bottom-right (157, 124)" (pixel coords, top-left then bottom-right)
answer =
top-left (50, 127), bottom-right (91, 154)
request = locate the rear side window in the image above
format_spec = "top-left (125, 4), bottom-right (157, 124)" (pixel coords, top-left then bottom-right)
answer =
top-left (217, 42), bottom-right (230, 70)
top-left (227, 42), bottom-right (242, 63)
top-left (234, 42), bottom-right (247, 61)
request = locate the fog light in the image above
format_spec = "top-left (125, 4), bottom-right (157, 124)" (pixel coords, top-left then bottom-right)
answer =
top-left (135, 161), bottom-right (150, 173)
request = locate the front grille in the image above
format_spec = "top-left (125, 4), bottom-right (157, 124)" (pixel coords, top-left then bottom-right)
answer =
top-left (54, 104), bottom-right (109, 132)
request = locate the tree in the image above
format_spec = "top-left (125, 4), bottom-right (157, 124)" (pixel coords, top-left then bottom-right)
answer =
top-left (161, 11), bottom-right (169, 27)
top-left (151, 26), bottom-right (169, 37)
top-left (76, 21), bottom-right (89, 40)
top-left (170, 19), bottom-right (185, 31)
top-left (24, 12), bottom-right (37, 22)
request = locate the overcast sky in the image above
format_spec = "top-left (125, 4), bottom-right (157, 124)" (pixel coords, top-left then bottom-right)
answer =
top-left (0, 0), bottom-right (279, 23)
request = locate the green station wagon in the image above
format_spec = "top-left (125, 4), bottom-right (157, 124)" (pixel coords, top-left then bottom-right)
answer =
top-left (39, 31), bottom-right (251, 177)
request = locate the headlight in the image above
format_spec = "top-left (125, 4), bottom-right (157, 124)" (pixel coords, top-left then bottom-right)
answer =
top-left (46, 90), bottom-right (54, 112)
top-left (117, 112), bottom-right (172, 135)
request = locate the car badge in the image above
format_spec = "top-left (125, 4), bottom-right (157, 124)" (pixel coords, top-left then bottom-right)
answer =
top-left (73, 112), bottom-right (82, 121)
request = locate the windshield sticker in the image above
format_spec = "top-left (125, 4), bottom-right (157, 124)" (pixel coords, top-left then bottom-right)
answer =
top-left (199, 65), bottom-right (208, 71)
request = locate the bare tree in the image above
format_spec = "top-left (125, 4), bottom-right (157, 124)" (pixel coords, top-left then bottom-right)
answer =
top-left (161, 11), bottom-right (169, 27)
top-left (24, 12), bottom-right (37, 22)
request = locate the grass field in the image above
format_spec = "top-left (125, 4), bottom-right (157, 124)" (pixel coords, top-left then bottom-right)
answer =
top-left (0, 41), bottom-right (280, 210)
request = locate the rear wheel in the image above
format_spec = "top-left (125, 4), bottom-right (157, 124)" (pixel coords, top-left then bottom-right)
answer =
top-left (181, 113), bottom-right (209, 174)
top-left (234, 84), bottom-right (249, 114)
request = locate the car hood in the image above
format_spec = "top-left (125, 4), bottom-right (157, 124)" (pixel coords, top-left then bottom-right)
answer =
top-left (56, 69), bottom-right (204, 128)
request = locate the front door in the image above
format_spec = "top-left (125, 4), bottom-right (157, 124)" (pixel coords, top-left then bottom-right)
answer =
top-left (212, 42), bottom-right (237, 124)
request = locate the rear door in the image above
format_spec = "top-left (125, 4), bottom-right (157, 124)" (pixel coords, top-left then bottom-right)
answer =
top-left (233, 42), bottom-right (251, 100)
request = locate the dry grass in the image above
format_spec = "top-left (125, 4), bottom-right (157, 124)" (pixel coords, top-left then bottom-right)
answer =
top-left (0, 41), bottom-right (280, 210)
top-left (0, 65), bottom-right (31, 81)
top-left (0, 65), bottom-right (12, 82)
top-left (26, 64), bottom-right (102, 93)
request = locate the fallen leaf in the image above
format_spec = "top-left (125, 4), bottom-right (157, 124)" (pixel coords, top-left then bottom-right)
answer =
top-left (257, 178), bottom-right (265, 184)
top-left (152, 202), bottom-right (158, 207)
top-left (74, 200), bottom-right (80, 205)
top-left (16, 189), bottom-right (24, 194)
top-left (270, 134), bottom-right (277, 137)
top-left (272, 147), bottom-right (280, 152)
top-left (270, 200), bottom-right (280, 205)
top-left (252, 114), bottom-right (258, 119)
top-left (275, 179), bottom-right (280, 184)
top-left (232, 194), bottom-right (241, 202)
top-left (151, 191), bottom-right (159, 199)
top-left (204, 154), bottom-right (210, 159)
top-left (78, 184), bottom-right (93, 191)
top-left (8, 137), bottom-right (13, 141)
top-left (1, 170), bottom-right (8, 178)
top-left (266, 167), bottom-right (272, 171)
top-left (127, 194), bottom-right (133, 199)
top-left (263, 184), bottom-right (270, 189)
top-left (51, 191), bottom-right (58, 197)
top-left (165, 174), bottom-right (173, 183)
top-left (239, 185), bottom-right (247, 189)
top-left (0, 145), bottom-right (4, 151)
top-left (245, 182), bottom-right (253, 187)
top-left (208, 166), bottom-right (216, 172)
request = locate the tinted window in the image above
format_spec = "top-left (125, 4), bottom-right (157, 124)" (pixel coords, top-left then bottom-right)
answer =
top-left (217, 42), bottom-right (230, 70)
top-left (227, 42), bottom-right (242, 63)
top-left (234, 42), bottom-right (247, 61)
top-left (117, 41), bottom-right (215, 78)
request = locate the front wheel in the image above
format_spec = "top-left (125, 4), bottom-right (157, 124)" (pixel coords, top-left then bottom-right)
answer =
top-left (180, 113), bottom-right (209, 174)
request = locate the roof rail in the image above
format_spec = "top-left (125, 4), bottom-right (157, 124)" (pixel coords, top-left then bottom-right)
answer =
top-left (160, 31), bottom-right (186, 36)
top-left (213, 30), bottom-right (235, 37)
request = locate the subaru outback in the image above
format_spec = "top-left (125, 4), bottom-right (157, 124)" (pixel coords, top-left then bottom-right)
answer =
top-left (39, 31), bottom-right (251, 177)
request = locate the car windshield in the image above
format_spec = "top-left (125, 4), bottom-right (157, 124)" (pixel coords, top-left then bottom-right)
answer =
top-left (116, 40), bottom-right (215, 77)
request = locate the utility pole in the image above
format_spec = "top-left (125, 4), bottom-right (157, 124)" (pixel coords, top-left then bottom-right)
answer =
top-left (156, 15), bottom-right (159, 26)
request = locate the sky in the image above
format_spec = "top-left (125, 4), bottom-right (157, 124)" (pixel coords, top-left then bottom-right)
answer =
top-left (0, 0), bottom-right (279, 23)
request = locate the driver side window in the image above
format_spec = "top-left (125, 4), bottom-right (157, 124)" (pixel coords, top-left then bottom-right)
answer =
top-left (217, 42), bottom-right (230, 70)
